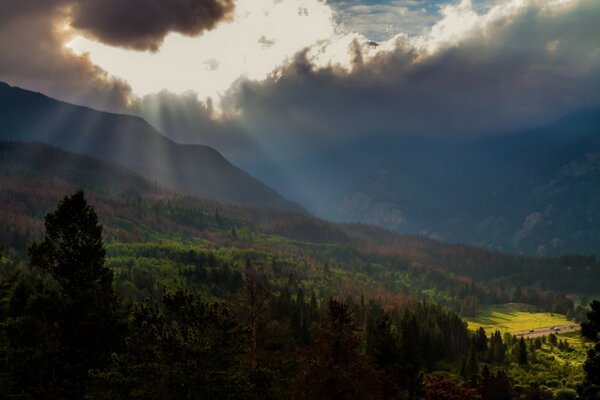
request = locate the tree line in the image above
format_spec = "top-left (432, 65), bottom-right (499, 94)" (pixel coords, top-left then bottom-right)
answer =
top-left (1, 191), bottom-right (600, 399)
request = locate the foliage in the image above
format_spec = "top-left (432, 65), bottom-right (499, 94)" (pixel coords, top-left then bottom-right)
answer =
top-left (0, 190), bottom-right (123, 398)
top-left (424, 374), bottom-right (482, 400)
top-left (0, 180), bottom-right (596, 398)
top-left (580, 300), bottom-right (600, 398)
top-left (87, 290), bottom-right (254, 400)
top-left (296, 298), bottom-right (385, 399)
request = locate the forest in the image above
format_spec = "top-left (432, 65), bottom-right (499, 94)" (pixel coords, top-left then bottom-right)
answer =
top-left (2, 0), bottom-right (600, 397)
top-left (0, 190), bottom-right (599, 399)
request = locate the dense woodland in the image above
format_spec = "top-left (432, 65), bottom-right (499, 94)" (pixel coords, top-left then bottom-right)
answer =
top-left (1, 142), bottom-right (599, 321)
top-left (1, 143), bottom-right (600, 398)
top-left (0, 191), bottom-right (599, 399)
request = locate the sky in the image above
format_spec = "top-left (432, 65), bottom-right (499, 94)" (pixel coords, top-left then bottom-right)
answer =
top-left (1, 0), bottom-right (600, 162)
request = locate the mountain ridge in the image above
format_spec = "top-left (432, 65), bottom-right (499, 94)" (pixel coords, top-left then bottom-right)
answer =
top-left (243, 107), bottom-right (600, 256)
top-left (0, 81), bottom-right (304, 213)
top-left (1, 139), bottom-right (598, 302)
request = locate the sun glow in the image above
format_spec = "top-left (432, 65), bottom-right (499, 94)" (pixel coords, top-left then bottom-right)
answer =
top-left (66, 0), bottom-right (344, 102)
top-left (65, 0), bottom-right (582, 111)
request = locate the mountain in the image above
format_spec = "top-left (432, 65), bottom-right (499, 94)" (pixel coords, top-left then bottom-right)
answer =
top-left (1, 140), bottom-right (599, 303)
top-left (242, 108), bottom-right (600, 256)
top-left (2, 142), bottom-right (596, 399)
top-left (0, 82), bottom-right (302, 213)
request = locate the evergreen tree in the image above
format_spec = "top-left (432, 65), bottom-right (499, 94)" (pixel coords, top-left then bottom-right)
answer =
top-left (235, 265), bottom-right (270, 370)
top-left (488, 330), bottom-right (505, 364)
top-left (518, 337), bottom-right (528, 366)
top-left (88, 290), bottom-right (254, 400)
top-left (582, 301), bottom-right (600, 342)
top-left (480, 365), bottom-right (513, 400)
top-left (579, 301), bottom-right (600, 398)
top-left (475, 327), bottom-right (488, 354)
top-left (29, 191), bottom-right (111, 297)
top-left (398, 312), bottom-right (425, 397)
top-left (1, 190), bottom-right (123, 398)
top-left (459, 357), bottom-right (468, 379)
top-left (465, 341), bottom-right (480, 384)
top-left (297, 298), bottom-right (384, 400)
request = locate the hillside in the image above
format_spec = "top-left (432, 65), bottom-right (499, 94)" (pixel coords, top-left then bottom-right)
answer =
top-left (1, 141), bottom-right (599, 317)
top-left (243, 109), bottom-right (600, 256)
top-left (0, 140), bottom-right (595, 399)
top-left (0, 82), bottom-right (302, 213)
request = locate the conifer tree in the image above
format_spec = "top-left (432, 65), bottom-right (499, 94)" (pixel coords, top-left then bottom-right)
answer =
top-left (518, 337), bottom-right (528, 366)
top-left (28, 190), bottom-right (122, 397)
top-left (580, 301), bottom-right (600, 398)
top-left (297, 298), bottom-right (384, 400)
top-left (475, 327), bottom-right (488, 354)
top-left (1, 191), bottom-right (122, 398)
top-left (466, 341), bottom-right (480, 384)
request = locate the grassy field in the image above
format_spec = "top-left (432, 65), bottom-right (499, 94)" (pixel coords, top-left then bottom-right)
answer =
top-left (465, 303), bottom-right (573, 334)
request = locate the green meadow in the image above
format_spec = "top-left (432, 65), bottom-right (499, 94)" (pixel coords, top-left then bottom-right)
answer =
top-left (465, 303), bottom-right (573, 334)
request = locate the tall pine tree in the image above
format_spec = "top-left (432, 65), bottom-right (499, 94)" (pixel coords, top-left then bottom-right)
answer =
top-left (28, 190), bottom-right (122, 397)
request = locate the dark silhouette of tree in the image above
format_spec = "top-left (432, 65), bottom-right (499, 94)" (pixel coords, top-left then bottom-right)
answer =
top-left (0, 190), bottom-right (123, 398)
top-left (518, 337), bottom-right (528, 366)
top-left (580, 301), bottom-right (600, 398)
top-left (367, 315), bottom-right (400, 369)
top-left (475, 327), bottom-right (488, 354)
top-left (488, 331), bottom-right (505, 364)
top-left (582, 301), bottom-right (600, 341)
top-left (234, 264), bottom-right (270, 370)
top-left (0, 270), bottom-right (63, 398)
top-left (466, 340), bottom-right (480, 385)
top-left (480, 365), bottom-right (512, 400)
top-left (29, 190), bottom-right (111, 296)
top-left (424, 374), bottom-right (481, 400)
top-left (297, 298), bottom-right (384, 400)
top-left (397, 312), bottom-right (426, 396)
top-left (366, 314), bottom-right (411, 398)
top-left (88, 289), bottom-right (253, 400)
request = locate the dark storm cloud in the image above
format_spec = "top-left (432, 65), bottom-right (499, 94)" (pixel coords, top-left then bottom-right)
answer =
top-left (0, 0), bottom-right (235, 112)
top-left (0, 5), bottom-right (132, 112)
top-left (219, 0), bottom-right (600, 157)
top-left (71, 0), bottom-right (235, 51)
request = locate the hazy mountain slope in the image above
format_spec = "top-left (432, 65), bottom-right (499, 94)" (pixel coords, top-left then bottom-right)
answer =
top-left (0, 82), bottom-right (302, 213)
top-left (243, 109), bottom-right (600, 256)
top-left (1, 140), bottom-right (599, 299)
top-left (0, 141), bottom-right (163, 196)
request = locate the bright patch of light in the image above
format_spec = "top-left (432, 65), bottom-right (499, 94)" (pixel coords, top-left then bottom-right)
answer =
top-left (67, 0), bottom-right (341, 102)
top-left (65, 0), bottom-right (582, 108)
top-left (414, 0), bottom-right (579, 54)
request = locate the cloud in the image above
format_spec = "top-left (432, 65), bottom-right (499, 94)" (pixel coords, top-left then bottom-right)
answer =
top-left (71, 0), bottom-right (235, 51)
top-left (1, 0), bottom-right (599, 166)
top-left (67, 0), bottom-right (339, 99)
top-left (217, 0), bottom-right (600, 159)
top-left (135, 90), bottom-right (259, 162)
top-left (0, 0), bottom-right (235, 111)
top-left (0, 4), bottom-right (132, 112)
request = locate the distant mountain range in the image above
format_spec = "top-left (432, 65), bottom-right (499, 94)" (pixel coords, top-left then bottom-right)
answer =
top-left (1, 140), bottom-right (598, 299)
top-left (3, 80), bottom-right (600, 256)
top-left (0, 82), bottom-right (303, 213)
top-left (244, 108), bottom-right (600, 256)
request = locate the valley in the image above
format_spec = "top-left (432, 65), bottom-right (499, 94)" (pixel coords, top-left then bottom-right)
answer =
top-left (1, 1), bottom-right (600, 398)
top-left (0, 84), bottom-right (599, 399)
